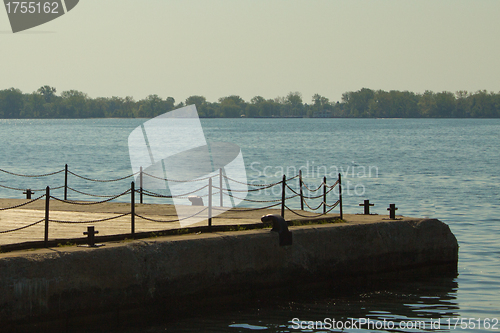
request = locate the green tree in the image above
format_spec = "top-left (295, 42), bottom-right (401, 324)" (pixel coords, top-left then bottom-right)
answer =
top-left (185, 95), bottom-right (206, 109)
top-left (21, 92), bottom-right (45, 118)
top-left (137, 94), bottom-right (165, 118)
top-left (455, 91), bottom-right (471, 117)
top-left (418, 91), bottom-right (437, 117)
top-left (0, 88), bottom-right (24, 118)
top-left (285, 91), bottom-right (303, 116)
top-left (251, 96), bottom-right (266, 104)
top-left (342, 88), bottom-right (374, 117)
top-left (60, 90), bottom-right (89, 118)
top-left (219, 95), bottom-right (246, 117)
top-left (469, 90), bottom-right (497, 118)
top-left (37, 85), bottom-right (57, 103)
top-left (434, 92), bottom-right (456, 117)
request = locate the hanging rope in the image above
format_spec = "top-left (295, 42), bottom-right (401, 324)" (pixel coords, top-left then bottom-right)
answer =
top-left (0, 195), bottom-right (46, 211)
top-left (135, 207), bottom-right (208, 223)
top-left (0, 219), bottom-right (45, 234)
top-left (49, 189), bottom-right (131, 205)
top-left (67, 170), bottom-right (137, 182)
top-left (0, 168), bottom-right (64, 178)
top-left (67, 186), bottom-right (124, 198)
top-left (50, 213), bottom-right (131, 224)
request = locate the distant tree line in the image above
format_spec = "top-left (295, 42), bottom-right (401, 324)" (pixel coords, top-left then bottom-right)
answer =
top-left (0, 86), bottom-right (499, 118)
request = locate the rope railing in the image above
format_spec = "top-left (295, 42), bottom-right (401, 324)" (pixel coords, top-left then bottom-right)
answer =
top-left (0, 183), bottom-right (64, 192)
top-left (0, 195), bottom-right (48, 234)
top-left (140, 189), bottom-right (172, 199)
top-left (66, 186), bottom-right (125, 198)
top-left (67, 169), bottom-right (137, 183)
top-left (0, 194), bottom-right (46, 211)
top-left (49, 189), bottom-right (131, 205)
top-left (325, 199), bottom-right (341, 208)
top-left (285, 184), bottom-right (328, 199)
top-left (225, 193), bottom-right (285, 203)
top-left (222, 175), bottom-right (285, 187)
top-left (136, 207), bottom-right (208, 223)
top-left (139, 185), bottom-right (211, 199)
top-left (0, 169), bottom-right (343, 247)
top-left (142, 172), bottom-right (213, 183)
top-left (285, 201), bottom-right (339, 218)
top-left (302, 200), bottom-right (325, 211)
top-left (213, 202), bottom-right (282, 212)
top-left (0, 219), bottom-right (45, 234)
top-left (0, 168), bottom-right (64, 178)
top-left (300, 181), bottom-right (325, 192)
top-left (49, 213), bottom-right (131, 224)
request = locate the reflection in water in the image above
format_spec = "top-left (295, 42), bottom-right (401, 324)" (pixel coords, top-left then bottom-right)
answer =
top-left (118, 274), bottom-right (459, 332)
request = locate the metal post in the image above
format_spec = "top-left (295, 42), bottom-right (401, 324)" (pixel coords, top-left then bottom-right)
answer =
top-left (359, 199), bottom-right (374, 215)
top-left (338, 173), bottom-right (343, 220)
top-left (45, 186), bottom-right (50, 247)
top-left (131, 182), bottom-right (135, 237)
top-left (299, 170), bottom-right (304, 211)
top-left (219, 168), bottom-right (223, 207)
top-left (83, 226), bottom-right (98, 247)
top-left (281, 175), bottom-right (286, 218)
top-left (388, 204), bottom-right (398, 219)
top-left (323, 176), bottom-right (327, 214)
top-left (23, 189), bottom-right (34, 199)
top-left (139, 166), bottom-right (143, 204)
top-left (208, 177), bottom-right (212, 228)
top-left (64, 164), bottom-right (68, 200)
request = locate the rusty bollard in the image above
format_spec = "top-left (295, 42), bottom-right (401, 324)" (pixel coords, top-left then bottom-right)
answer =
top-left (80, 226), bottom-right (104, 248)
top-left (359, 199), bottom-right (374, 215)
top-left (387, 204), bottom-right (398, 220)
top-left (23, 189), bottom-right (34, 199)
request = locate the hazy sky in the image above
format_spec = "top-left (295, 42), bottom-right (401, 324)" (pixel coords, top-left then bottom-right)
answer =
top-left (1, 0), bottom-right (499, 104)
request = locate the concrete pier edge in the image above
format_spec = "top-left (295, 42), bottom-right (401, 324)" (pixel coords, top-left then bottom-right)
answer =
top-left (0, 216), bottom-right (458, 331)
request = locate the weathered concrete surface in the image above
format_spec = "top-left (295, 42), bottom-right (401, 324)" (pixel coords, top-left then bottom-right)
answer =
top-left (0, 199), bottom-right (337, 245)
top-left (0, 216), bottom-right (458, 327)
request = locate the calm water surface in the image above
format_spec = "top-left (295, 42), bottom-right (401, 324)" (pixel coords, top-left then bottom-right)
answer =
top-left (0, 118), bottom-right (499, 332)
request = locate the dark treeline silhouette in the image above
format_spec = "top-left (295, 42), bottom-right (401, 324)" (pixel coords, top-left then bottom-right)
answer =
top-left (1, 86), bottom-right (499, 118)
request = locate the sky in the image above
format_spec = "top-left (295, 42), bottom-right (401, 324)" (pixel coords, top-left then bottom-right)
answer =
top-left (1, 0), bottom-right (500, 104)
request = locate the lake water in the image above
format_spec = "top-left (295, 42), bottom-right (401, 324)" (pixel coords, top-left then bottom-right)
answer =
top-left (0, 118), bottom-right (499, 332)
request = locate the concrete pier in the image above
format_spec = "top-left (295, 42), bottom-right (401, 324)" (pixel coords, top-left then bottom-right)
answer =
top-left (0, 199), bottom-right (336, 246)
top-left (0, 214), bottom-right (458, 330)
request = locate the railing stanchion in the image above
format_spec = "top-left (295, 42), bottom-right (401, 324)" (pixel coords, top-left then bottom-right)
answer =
top-left (140, 166), bottom-right (143, 204)
top-left (208, 177), bottom-right (213, 228)
top-left (299, 170), bottom-right (304, 211)
top-left (323, 176), bottom-right (327, 214)
top-left (131, 182), bottom-right (135, 237)
top-left (219, 168), bottom-right (223, 207)
top-left (44, 186), bottom-right (50, 247)
top-left (281, 175), bottom-right (286, 218)
top-left (338, 173), bottom-right (343, 220)
top-left (64, 164), bottom-right (68, 200)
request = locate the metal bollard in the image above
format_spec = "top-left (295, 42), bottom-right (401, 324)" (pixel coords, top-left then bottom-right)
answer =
top-left (80, 226), bottom-right (104, 247)
top-left (23, 189), bottom-right (34, 199)
top-left (387, 204), bottom-right (398, 220)
top-left (359, 199), bottom-right (374, 215)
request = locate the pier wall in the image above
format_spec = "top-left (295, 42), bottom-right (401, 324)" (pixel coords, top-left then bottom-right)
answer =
top-left (0, 218), bottom-right (458, 326)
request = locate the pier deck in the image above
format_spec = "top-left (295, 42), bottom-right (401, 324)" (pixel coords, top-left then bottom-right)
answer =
top-left (0, 199), bottom-right (343, 246)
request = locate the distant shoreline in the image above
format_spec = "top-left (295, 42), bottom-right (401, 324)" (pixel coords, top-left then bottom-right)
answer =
top-left (2, 87), bottom-right (500, 119)
top-left (1, 116), bottom-right (500, 120)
